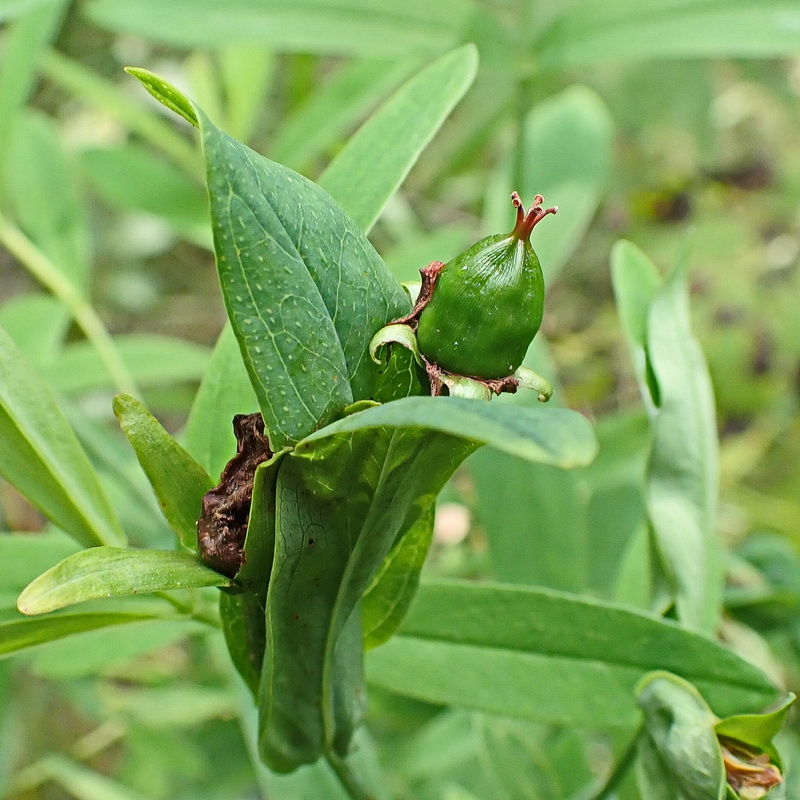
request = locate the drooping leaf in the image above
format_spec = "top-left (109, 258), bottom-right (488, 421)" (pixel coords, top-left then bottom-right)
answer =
top-left (0, 325), bottom-right (125, 547)
top-left (17, 546), bottom-right (229, 615)
top-left (219, 450), bottom-right (286, 696)
top-left (319, 44), bottom-right (478, 233)
top-left (366, 581), bottom-right (781, 729)
top-left (86, 0), bottom-right (475, 57)
top-left (114, 394), bottom-right (214, 549)
top-left (300, 396), bottom-right (598, 469)
top-left (538, 1), bottom-right (800, 69)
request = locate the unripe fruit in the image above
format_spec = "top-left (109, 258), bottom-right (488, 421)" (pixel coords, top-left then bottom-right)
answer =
top-left (415, 192), bottom-right (556, 379)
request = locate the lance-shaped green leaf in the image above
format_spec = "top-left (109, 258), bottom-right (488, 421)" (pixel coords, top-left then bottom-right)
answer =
top-left (128, 69), bottom-right (412, 446)
top-left (648, 255), bottom-right (721, 633)
top-left (538, 1), bottom-right (800, 69)
top-left (0, 325), bottom-right (124, 547)
top-left (300, 396), bottom-right (598, 468)
top-left (366, 581), bottom-right (781, 729)
top-left (636, 672), bottom-right (726, 800)
top-left (611, 240), bottom-right (662, 408)
top-left (319, 44), bottom-right (478, 233)
top-left (87, 0), bottom-right (474, 57)
top-left (0, 612), bottom-right (161, 658)
top-left (17, 547), bottom-right (230, 615)
top-left (362, 498), bottom-right (435, 649)
top-left (114, 394), bottom-right (213, 549)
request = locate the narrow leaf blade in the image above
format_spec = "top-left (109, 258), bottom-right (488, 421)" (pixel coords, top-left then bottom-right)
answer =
top-left (114, 394), bottom-right (213, 549)
top-left (17, 546), bottom-right (229, 614)
top-left (0, 325), bottom-right (125, 547)
top-left (319, 44), bottom-right (478, 232)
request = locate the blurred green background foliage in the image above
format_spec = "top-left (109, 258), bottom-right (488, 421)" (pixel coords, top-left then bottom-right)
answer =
top-left (3, 1), bottom-right (800, 798)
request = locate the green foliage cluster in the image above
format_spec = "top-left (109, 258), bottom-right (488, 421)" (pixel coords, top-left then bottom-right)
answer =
top-left (1, 1), bottom-right (800, 799)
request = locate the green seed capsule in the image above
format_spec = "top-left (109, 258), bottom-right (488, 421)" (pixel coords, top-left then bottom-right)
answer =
top-left (415, 192), bottom-right (556, 380)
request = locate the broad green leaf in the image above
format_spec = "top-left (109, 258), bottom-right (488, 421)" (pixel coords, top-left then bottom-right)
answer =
top-left (518, 85), bottom-right (613, 283)
top-left (538, 1), bottom-right (800, 69)
top-left (114, 394), bottom-right (214, 549)
top-left (300, 396), bottom-right (598, 468)
top-left (183, 323), bottom-right (259, 478)
top-left (636, 672), bottom-right (726, 800)
top-left (174, 94), bottom-right (410, 445)
top-left (5, 111), bottom-right (90, 290)
top-left (17, 546), bottom-right (229, 614)
top-left (0, 611), bottom-right (158, 658)
top-left (366, 581), bottom-right (781, 729)
top-left (0, 1), bottom-right (65, 187)
top-left (319, 45), bottom-right (478, 233)
top-left (0, 325), bottom-right (124, 547)
top-left (271, 57), bottom-right (418, 173)
top-left (646, 257), bottom-right (721, 633)
top-left (362, 499), bottom-right (435, 649)
top-left (0, 293), bottom-right (69, 366)
top-left (260, 423), bottom-right (477, 770)
top-left (85, 0), bottom-right (475, 57)
top-left (43, 335), bottom-right (211, 394)
top-left (81, 143), bottom-right (209, 241)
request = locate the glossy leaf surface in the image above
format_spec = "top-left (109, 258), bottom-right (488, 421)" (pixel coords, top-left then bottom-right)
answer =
top-left (17, 546), bottom-right (229, 614)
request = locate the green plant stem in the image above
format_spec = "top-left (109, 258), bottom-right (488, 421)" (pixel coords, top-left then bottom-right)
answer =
top-left (40, 49), bottom-right (202, 179)
top-left (325, 749), bottom-right (375, 800)
top-left (592, 726), bottom-right (642, 800)
top-left (0, 212), bottom-right (140, 398)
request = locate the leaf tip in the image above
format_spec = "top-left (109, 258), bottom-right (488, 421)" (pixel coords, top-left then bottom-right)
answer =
top-left (125, 66), bottom-right (199, 128)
